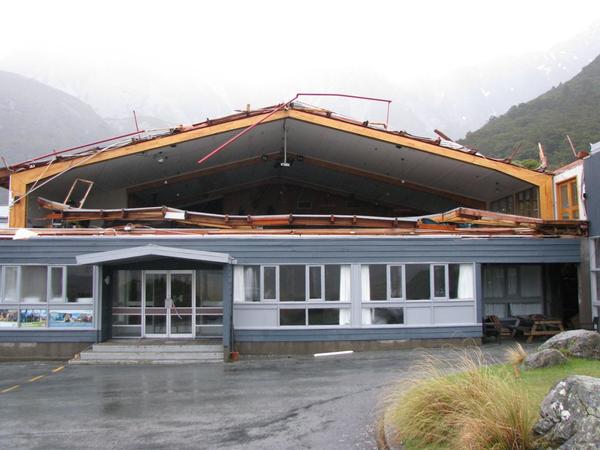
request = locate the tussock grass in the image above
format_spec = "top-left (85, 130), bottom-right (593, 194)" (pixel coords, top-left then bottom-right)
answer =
top-left (386, 350), bottom-right (536, 450)
top-left (505, 343), bottom-right (527, 378)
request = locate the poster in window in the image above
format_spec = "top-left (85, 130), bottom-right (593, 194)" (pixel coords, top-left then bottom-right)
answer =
top-left (19, 309), bottom-right (48, 327)
top-left (49, 310), bottom-right (94, 328)
top-left (0, 309), bottom-right (18, 328)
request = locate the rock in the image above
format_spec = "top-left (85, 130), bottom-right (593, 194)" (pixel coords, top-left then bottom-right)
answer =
top-left (534, 375), bottom-right (600, 449)
top-left (523, 348), bottom-right (567, 369)
top-left (539, 329), bottom-right (600, 360)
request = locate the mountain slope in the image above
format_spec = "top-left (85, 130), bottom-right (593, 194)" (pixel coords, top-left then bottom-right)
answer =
top-left (0, 71), bottom-right (114, 164)
top-left (460, 54), bottom-right (600, 168)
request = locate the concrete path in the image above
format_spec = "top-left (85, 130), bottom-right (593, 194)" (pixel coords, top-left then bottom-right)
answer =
top-left (0, 343), bottom-right (526, 450)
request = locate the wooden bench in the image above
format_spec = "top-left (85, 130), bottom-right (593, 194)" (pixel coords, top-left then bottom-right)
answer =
top-left (515, 317), bottom-right (564, 343)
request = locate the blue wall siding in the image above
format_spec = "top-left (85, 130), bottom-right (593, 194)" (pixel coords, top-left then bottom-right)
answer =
top-left (0, 236), bottom-right (582, 265)
top-left (0, 330), bottom-right (98, 343)
top-left (235, 326), bottom-right (482, 342)
top-left (584, 152), bottom-right (600, 237)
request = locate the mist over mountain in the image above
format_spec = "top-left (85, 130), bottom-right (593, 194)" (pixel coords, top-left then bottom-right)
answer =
top-left (460, 53), bottom-right (600, 168)
top-left (0, 71), bottom-right (114, 164)
top-left (2, 21), bottom-right (599, 140)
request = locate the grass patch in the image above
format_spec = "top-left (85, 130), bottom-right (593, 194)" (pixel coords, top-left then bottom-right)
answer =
top-left (385, 351), bottom-right (600, 450)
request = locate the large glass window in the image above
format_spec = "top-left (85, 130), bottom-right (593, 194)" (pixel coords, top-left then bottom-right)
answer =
top-left (406, 264), bottom-right (430, 300)
top-left (308, 266), bottom-right (322, 300)
top-left (448, 264), bottom-right (474, 299)
top-left (363, 307), bottom-right (404, 325)
top-left (263, 266), bottom-right (277, 300)
top-left (280, 308), bottom-right (305, 326)
top-left (21, 266), bottom-right (47, 303)
top-left (49, 267), bottom-right (65, 303)
top-left (433, 265), bottom-right (446, 298)
top-left (557, 178), bottom-right (579, 219)
top-left (233, 266), bottom-right (260, 302)
top-left (280, 265), bottom-right (306, 302)
top-left (114, 270), bottom-right (142, 307)
top-left (235, 264), bottom-right (351, 326)
top-left (196, 269), bottom-right (223, 307)
top-left (2, 267), bottom-right (19, 303)
top-left (67, 266), bottom-right (94, 303)
top-left (389, 265), bottom-right (403, 299)
top-left (0, 265), bottom-right (96, 329)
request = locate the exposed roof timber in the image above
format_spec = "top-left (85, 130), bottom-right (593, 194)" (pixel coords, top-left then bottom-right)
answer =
top-left (300, 155), bottom-right (486, 208)
top-left (126, 153), bottom-right (277, 194)
top-left (0, 226), bottom-right (578, 238)
top-left (36, 197), bottom-right (587, 236)
top-left (7, 106), bottom-right (555, 227)
top-left (126, 150), bottom-right (484, 209)
top-left (152, 175), bottom-right (411, 212)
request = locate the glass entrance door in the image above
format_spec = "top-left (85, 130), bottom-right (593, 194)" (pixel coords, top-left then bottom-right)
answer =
top-left (144, 271), bottom-right (194, 338)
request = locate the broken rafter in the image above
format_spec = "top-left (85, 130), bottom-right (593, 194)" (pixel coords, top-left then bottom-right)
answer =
top-left (35, 197), bottom-right (587, 236)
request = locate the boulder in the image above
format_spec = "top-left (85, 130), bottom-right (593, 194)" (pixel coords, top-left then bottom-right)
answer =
top-left (539, 330), bottom-right (600, 360)
top-left (534, 375), bottom-right (600, 449)
top-left (523, 348), bottom-right (567, 369)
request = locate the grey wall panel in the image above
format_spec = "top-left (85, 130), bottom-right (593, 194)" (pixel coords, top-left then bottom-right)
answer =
top-left (584, 152), bottom-right (600, 237)
top-left (235, 326), bottom-right (482, 342)
top-left (0, 330), bottom-right (98, 343)
top-left (0, 236), bottom-right (581, 265)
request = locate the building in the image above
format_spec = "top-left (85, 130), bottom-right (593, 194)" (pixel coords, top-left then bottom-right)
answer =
top-left (0, 101), bottom-right (592, 360)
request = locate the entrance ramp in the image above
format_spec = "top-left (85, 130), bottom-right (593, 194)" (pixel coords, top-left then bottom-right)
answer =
top-left (69, 339), bottom-right (223, 364)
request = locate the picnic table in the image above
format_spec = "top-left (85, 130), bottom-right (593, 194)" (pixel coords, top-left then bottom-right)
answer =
top-left (512, 315), bottom-right (564, 343)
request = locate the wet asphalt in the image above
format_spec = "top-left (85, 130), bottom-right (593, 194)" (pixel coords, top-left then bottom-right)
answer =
top-left (0, 343), bottom-right (524, 450)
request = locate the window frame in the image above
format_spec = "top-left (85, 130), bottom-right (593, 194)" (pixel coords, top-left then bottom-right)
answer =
top-left (260, 265), bottom-right (279, 302)
top-left (556, 177), bottom-right (579, 219)
top-left (0, 264), bottom-right (97, 330)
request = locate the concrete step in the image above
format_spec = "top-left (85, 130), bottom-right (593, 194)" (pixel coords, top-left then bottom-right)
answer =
top-left (70, 358), bottom-right (222, 365)
top-left (91, 344), bottom-right (223, 353)
top-left (78, 351), bottom-right (222, 361)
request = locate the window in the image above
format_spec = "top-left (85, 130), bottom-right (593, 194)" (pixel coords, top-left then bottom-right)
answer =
top-left (361, 263), bottom-right (474, 325)
top-left (433, 265), bottom-right (446, 298)
top-left (490, 187), bottom-right (539, 218)
top-left (280, 309), bottom-right (305, 326)
top-left (262, 266), bottom-right (277, 300)
top-left (49, 267), bottom-right (65, 303)
top-left (233, 266), bottom-right (260, 302)
top-left (389, 265), bottom-right (403, 299)
top-left (483, 264), bottom-right (542, 301)
top-left (235, 264), bottom-right (351, 326)
top-left (280, 265), bottom-right (305, 301)
top-left (406, 264), bottom-right (430, 300)
top-left (367, 265), bottom-right (387, 301)
top-left (448, 264), bottom-right (474, 299)
top-left (114, 270), bottom-right (142, 307)
top-left (557, 178), bottom-right (579, 219)
top-left (363, 307), bottom-right (404, 325)
top-left (0, 265), bottom-right (96, 329)
top-left (196, 270), bottom-right (223, 307)
top-left (2, 267), bottom-right (19, 303)
top-left (308, 266), bottom-right (322, 300)
top-left (67, 266), bottom-right (94, 303)
top-left (21, 266), bottom-right (47, 303)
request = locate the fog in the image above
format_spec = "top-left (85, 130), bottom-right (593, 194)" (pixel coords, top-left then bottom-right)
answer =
top-left (2, 0), bottom-right (600, 136)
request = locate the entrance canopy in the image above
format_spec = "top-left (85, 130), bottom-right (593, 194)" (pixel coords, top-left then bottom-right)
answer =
top-left (76, 244), bottom-right (236, 265)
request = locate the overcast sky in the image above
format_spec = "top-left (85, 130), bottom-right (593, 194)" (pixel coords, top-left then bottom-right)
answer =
top-left (3, 1), bottom-right (600, 77)
top-left (2, 0), bottom-right (600, 125)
